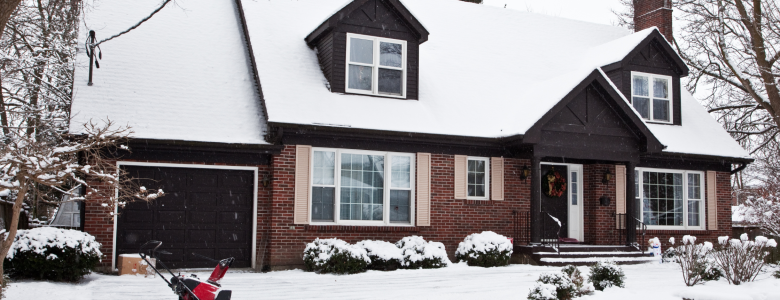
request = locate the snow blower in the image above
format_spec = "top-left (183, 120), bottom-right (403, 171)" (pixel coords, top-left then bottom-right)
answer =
top-left (140, 240), bottom-right (234, 300)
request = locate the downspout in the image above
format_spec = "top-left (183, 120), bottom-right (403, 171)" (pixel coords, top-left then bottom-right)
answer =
top-left (730, 163), bottom-right (747, 175)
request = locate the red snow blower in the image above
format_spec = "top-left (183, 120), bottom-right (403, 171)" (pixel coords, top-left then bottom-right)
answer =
top-left (140, 240), bottom-right (234, 300)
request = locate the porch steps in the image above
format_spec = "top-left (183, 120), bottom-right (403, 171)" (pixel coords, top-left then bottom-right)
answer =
top-left (517, 245), bottom-right (656, 266)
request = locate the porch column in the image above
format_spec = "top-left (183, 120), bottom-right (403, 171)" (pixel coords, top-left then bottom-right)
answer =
top-left (530, 156), bottom-right (542, 243)
top-left (625, 161), bottom-right (637, 246)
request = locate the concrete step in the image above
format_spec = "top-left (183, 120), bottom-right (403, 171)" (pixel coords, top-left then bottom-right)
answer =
top-left (514, 244), bottom-right (656, 266)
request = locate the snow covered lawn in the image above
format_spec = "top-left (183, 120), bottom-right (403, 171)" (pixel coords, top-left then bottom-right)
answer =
top-left (6, 262), bottom-right (779, 300)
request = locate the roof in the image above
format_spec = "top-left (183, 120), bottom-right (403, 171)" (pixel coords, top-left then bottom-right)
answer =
top-left (239, 0), bottom-right (749, 159)
top-left (70, 0), bottom-right (268, 145)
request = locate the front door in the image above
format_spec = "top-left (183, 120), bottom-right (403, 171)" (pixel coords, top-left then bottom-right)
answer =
top-left (541, 164), bottom-right (568, 240)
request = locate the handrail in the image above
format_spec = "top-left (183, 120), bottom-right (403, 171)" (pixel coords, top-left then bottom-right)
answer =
top-left (631, 216), bottom-right (647, 254)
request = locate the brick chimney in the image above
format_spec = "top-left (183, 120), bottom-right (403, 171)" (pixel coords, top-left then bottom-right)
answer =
top-left (634, 0), bottom-right (673, 42)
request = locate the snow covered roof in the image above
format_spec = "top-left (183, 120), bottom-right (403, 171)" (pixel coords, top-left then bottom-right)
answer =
top-left (240, 0), bottom-right (749, 159)
top-left (70, 0), bottom-right (268, 145)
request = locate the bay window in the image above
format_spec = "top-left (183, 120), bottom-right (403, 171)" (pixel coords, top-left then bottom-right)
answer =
top-left (635, 168), bottom-right (704, 230)
top-left (346, 33), bottom-right (407, 98)
top-left (310, 148), bottom-right (414, 225)
top-left (631, 72), bottom-right (672, 123)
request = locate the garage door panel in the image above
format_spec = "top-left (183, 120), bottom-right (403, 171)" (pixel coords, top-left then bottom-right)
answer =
top-left (189, 211), bottom-right (217, 223)
top-left (190, 192), bottom-right (218, 206)
top-left (158, 211), bottom-right (186, 222)
top-left (117, 166), bottom-right (255, 269)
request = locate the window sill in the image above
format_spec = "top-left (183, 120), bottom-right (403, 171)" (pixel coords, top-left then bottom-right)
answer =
top-left (304, 224), bottom-right (420, 233)
top-left (465, 199), bottom-right (494, 206)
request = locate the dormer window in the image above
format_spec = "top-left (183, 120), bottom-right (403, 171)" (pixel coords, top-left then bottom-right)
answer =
top-left (631, 72), bottom-right (672, 123)
top-left (346, 33), bottom-right (407, 98)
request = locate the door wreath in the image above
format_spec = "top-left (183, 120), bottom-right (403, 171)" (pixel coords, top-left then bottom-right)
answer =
top-left (542, 168), bottom-right (567, 198)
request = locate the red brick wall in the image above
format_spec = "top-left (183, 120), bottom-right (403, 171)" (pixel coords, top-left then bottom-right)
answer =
top-left (83, 159), bottom-right (271, 272)
top-left (635, 0), bottom-right (673, 41)
top-left (583, 164), bottom-right (620, 245)
top-left (265, 145), bottom-right (530, 269)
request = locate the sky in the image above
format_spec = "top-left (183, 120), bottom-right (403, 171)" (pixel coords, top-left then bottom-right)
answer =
top-left (482, 0), bottom-right (625, 26)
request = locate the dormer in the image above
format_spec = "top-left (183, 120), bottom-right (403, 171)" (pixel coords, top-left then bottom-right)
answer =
top-left (602, 29), bottom-right (689, 126)
top-left (305, 0), bottom-right (429, 100)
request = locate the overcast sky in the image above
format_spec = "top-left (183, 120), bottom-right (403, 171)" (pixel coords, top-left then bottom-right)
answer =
top-left (482, 0), bottom-right (625, 26)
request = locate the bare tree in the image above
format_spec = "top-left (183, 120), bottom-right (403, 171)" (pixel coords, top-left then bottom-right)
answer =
top-left (612, 0), bottom-right (635, 29)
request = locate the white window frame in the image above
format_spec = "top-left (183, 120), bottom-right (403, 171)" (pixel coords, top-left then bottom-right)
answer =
top-left (636, 167), bottom-right (705, 230)
top-left (466, 156), bottom-right (490, 200)
top-left (309, 147), bottom-right (415, 226)
top-left (345, 33), bottom-right (407, 99)
top-left (631, 71), bottom-right (673, 124)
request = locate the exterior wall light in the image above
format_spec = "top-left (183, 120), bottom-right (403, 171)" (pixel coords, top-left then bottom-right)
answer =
top-left (602, 169), bottom-right (612, 184)
top-left (520, 165), bottom-right (530, 180)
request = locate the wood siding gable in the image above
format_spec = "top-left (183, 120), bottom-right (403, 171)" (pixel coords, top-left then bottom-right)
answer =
top-left (525, 70), bottom-right (665, 161)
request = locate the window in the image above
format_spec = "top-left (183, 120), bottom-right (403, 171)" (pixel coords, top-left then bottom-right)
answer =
top-left (467, 157), bottom-right (489, 200)
top-left (631, 72), bottom-right (672, 123)
top-left (311, 148), bottom-right (414, 225)
top-left (636, 168), bottom-right (704, 230)
top-left (346, 33), bottom-right (407, 98)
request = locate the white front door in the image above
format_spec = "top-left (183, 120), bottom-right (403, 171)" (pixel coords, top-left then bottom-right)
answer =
top-left (567, 165), bottom-right (584, 241)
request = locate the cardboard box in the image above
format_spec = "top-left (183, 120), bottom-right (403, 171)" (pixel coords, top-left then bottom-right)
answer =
top-left (118, 254), bottom-right (156, 277)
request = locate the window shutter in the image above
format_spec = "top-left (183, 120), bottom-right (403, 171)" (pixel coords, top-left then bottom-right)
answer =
top-left (416, 153), bottom-right (431, 226)
top-left (491, 157), bottom-right (504, 200)
top-left (615, 165), bottom-right (626, 229)
top-left (294, 145), bottom-right (312, 225)
top-left (454, 155), bottom-right (467, 199)
top-left (707, 171), bottom-right (718, 230)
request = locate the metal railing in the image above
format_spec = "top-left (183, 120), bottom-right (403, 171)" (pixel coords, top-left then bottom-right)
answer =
top-left (613, 213), bottom-right (648, 253)
top-left (512, 210), bottom-right (531, 246)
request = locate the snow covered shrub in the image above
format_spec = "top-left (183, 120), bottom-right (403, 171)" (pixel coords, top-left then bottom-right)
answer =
top-left (4, 227), bottom-right (102, 281)
top-left (455, 231), bottom-right (512, 267)
top-left (396, 236), bottom-right (450, 269)
top-left (711, 234), bottom-right (778, 285)
top-left (527, 283), bottom-right (558, 300)
top-left (302, 238), bottom-right (370, 274)
top-left (587, 260), bottom-right (625, 291)
top-left (561, 265), bottom-right (594, 296)
top-left (667, 235), bottom-right (720, 286)
top-left (529, 273), bottom-right (576, 300)
top-left (356, 240), bottom-right (403, 271)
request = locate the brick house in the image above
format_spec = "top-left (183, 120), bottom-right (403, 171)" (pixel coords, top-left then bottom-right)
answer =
top-left (72, 0), bottom-right (751, 271)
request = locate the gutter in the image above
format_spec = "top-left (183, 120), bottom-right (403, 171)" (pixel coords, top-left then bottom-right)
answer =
top-left (233, 0), bottom-right (270, 123)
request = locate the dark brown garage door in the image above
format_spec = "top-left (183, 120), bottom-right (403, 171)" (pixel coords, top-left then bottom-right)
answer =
top-left (116, 166), bottom-right (255, 269)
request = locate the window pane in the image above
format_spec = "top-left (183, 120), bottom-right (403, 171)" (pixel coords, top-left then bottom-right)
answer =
top-left (633, 75), bottom-right (649, 96)
top-left (467, 159), bottom-right (486, 197)
top-left (339, 153), bottom-right (384, 221)
top-left (571, 171), bottom-right (578, 205)
top-left (312, 187), bottom-right (335, 221)
top-left (688, 200), bottom-right (700, 226)
top-left (390, 190), bottom-right (410, 223)
top-left (391, 156), bottom-right (411, 188)
top-left (642, 171), bottom-right (683, 226)
top-left (379, 42), bottom-right (402, 68)
top-left (348, 65), bottom-right (372, 91)
top-left (653, 99), bottom-right (670, 122)
top-left (313, 151), bottom-right (335, 185)
top-left (688, 173), bottom-right (701, 199)
top-left (349, 38), bottom-right (373, 64)
top-left (378, 68), bottom-right (402, 95)
top-left (633, 97), bottom-right (650, 119)
top-left (653, 78), bottom-right (668, 98)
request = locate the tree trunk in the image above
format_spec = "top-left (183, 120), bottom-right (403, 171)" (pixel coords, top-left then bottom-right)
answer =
top-left (0, 179), bottom-right (28, 284)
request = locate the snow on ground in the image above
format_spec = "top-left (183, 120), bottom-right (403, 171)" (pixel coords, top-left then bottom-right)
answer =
top-left (6, 262), bottom-right (779, 300)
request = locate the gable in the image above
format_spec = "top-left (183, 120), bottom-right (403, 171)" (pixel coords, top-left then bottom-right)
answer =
top-left (524, 71), bottom-right (665, 161)
top-left (629, 39), bottom-right (683, 74)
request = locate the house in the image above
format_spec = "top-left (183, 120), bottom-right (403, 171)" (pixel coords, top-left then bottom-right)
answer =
top-left (72, 0), bottom-right (751, 271)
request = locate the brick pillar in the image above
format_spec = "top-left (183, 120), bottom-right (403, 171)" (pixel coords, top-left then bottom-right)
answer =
top-left (634, 0), bottom-right (673, 41)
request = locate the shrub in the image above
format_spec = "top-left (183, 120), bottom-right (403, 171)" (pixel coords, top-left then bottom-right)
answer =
top-left (666, 235), bottom-right (720, 286)
top-left (4, 227), bottom-right (101, 282)
top-left (396, 236), bottom-right (450, 269)
top-left (356, 240), bottom-right (403, 271)
top-left (711, 234), bottom-right (778, 285)
top-left (561, 265), bottom-right (594, 297)
top-left (302, 238), bottom-right (370, 274)
top-left (774, 268), bottom-right (780, 279)
top-left (527, 283), bottom-right (558, 300)
top-left (455, 231), bottom-right (512, 267)
top-left (529, 273), bottom-right (575, 300)
top-left (588, 260), bottom-right (625, 291)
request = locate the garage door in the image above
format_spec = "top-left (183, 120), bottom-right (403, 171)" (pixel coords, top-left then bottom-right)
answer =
top-left (116, 165), bottom-right (255, 269)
